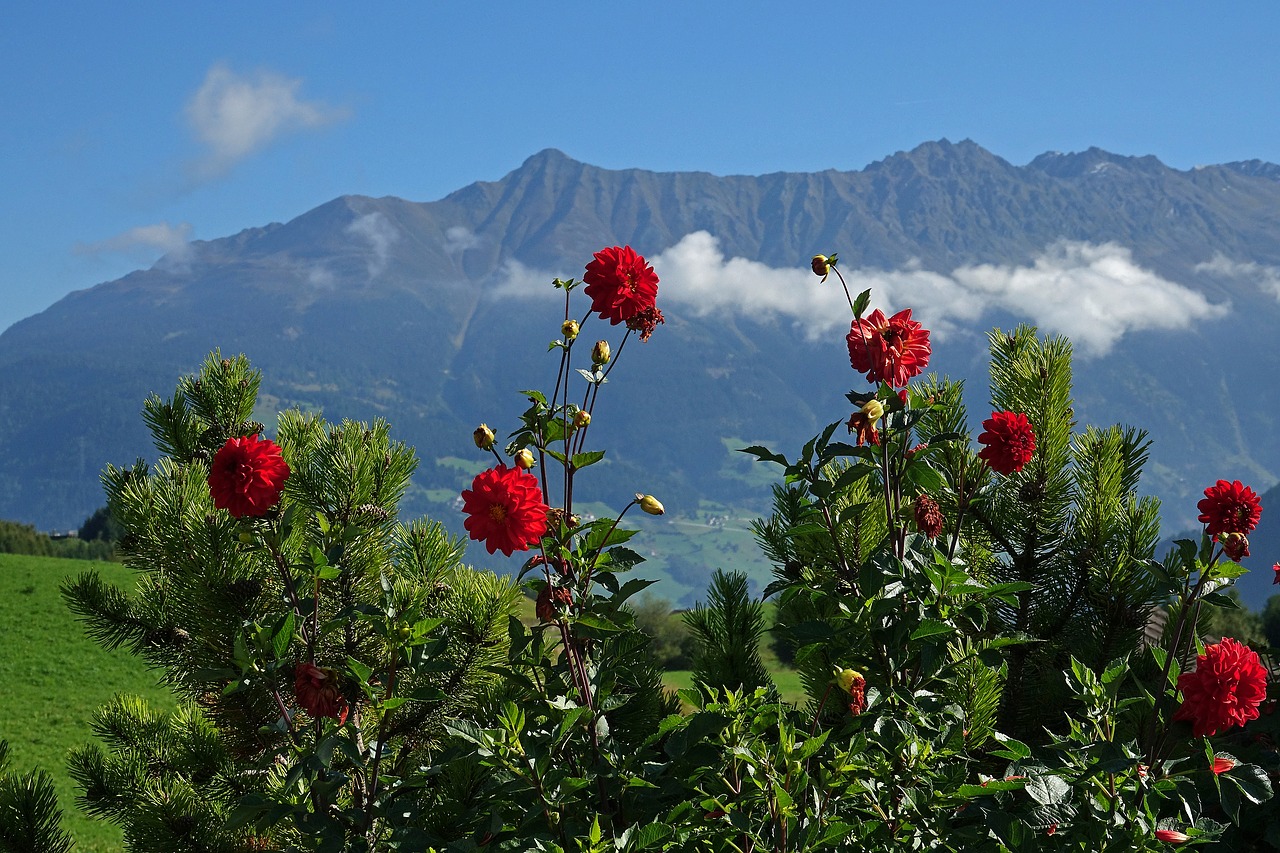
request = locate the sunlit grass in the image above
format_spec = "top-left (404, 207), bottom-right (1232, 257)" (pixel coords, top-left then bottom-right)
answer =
top-left (0, 553), bottom-right (175, 853)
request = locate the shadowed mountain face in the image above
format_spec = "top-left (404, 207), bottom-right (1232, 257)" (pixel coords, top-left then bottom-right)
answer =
top-left (4, 140), bottom-right (1280, 605)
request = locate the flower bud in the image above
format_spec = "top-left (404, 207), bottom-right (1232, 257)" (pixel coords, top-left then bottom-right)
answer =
top-left (860, 398), bottom-right (884, 425)
top-left (514, 448), bottom-right (536, 470)
top-left (834, 667), bottom-right (864, 696)
top-left (473, 424), bottom-right (495, 450)
top-left (636, 494), bottom-right (665, 515)
top-left (1210, 755), bottom-right (1235, 775)
top-left (1154, 829), bottom-right (1190, 844)
top-left (1219, 531), bottom-right (1250, 562)
top-left (592, 340), bottom-right (611, 365)
top-left (562, 319), bottom-right (580, 341)
top-left (574, 410), bottom-right (591, 429)
top-left (811, 254), bottom-right (830, 278)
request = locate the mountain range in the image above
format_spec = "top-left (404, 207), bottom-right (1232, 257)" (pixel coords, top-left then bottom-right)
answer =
top-left (3, 139), bottom-right (1280, 607)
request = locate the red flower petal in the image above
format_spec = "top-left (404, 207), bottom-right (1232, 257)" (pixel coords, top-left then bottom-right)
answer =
top-left (977, 411), bottom-right (1036, 475)
top-left (460, 465), bottom-right (551, 556)
top-left (1197, 480), bottom-right (1262, 537)
top-left (583, 246), bottom-right (659, 326)
top-left (207, 434), bottom-right (290, 518)
top-left (846, 308), bottom-right (932, 387)
top-left (1173, 637), bottom-right (1268, 737)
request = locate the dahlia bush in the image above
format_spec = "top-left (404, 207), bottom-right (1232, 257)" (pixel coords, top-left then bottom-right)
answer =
top-left (3, 246), bottom-right (1278, 853)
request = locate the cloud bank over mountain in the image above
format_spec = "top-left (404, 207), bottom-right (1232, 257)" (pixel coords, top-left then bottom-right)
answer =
top-left (655, 232), bottom-right (1228, 355)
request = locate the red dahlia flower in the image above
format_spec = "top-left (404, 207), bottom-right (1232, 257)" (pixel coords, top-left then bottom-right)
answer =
top-left (915, 495), bottom-right (945, 540)
top-left (1197, 480), bottom-right (1262, 537)
top-left (294, 662), bottom-right (349, 724)
top-left (1273, 562), bottom-right (1280, 585)
top-left (461, 464), bottom-right (550, 556)
top-left (1173, 637), bottom-right (1268, 737)
top-left (977, 411), bottom-right (1036, 475)
top-left (208, 434), bottom-right (290, 518)
top-left (583, 245), bottom-right (659, 325)
top-left (846, 308), bottom-right (932, 387)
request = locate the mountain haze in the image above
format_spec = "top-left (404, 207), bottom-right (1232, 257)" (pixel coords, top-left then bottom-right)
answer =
top-left (4, 140), bottom-right (1280, 606)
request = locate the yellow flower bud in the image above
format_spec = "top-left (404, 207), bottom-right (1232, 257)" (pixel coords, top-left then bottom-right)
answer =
top-left (238, 531), bottom-right (255, 544)
top-left (860, 398), bottom-right (884, 425)
top-left (636, 494), bottom-right (665, 515)
top-left (592, 340), bottom-right (611, 365)
top-left (834, 667), bottom-right (864, 696)
top-left (514, 448), bottom-right (536, 470)
top-left (562, 319), bottom-right (580, 341)
top-left (811, 254), bottom-right (830, 278)
top-left (473, 424), bottom-right (496, 451)
top-left (574, 410), bottom-right (591, 429)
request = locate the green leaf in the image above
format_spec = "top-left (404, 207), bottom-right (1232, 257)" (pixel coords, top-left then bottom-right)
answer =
top-left (852, 288), bottom-right (871, 318)
top-left (740, 445), bottom-right (790, 466)
top-left (570, 450), bottom-right (605, 469)
top-left (633, 822), bottom-right (673, 850)
top-left (910, 619), bottom-right (954, 641)
top-left (346, 657), bottom-right (372, 684)
top-left (272, 613), bottom-right (295, 659)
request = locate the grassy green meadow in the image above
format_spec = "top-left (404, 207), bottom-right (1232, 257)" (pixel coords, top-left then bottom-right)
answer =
top-left (0, 553), bottom-right (174, 853)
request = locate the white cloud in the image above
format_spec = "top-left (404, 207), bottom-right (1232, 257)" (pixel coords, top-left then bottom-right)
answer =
top-left (653, 232), bottom-right (1228, 356)
top-left (76, 222), bottom-right (194, 267)
top-left (952, 242), bottom-right (1228, 354)
top-left (186, 63), bottom-right (348, 178)
top-left (490, 258), bottom-right (559, 297)
top-left (346, 212), bottom-right (400, 278)
top-left (1195, 253), bottom-right (1280, 300)
top-left (445, 226), bottom-right (481, 254)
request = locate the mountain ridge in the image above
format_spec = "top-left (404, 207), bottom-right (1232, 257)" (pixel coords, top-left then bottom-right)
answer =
top-left (4, 139), bottom-right (1280, 606)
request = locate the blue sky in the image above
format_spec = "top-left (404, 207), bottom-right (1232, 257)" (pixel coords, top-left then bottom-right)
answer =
top-left (3, 2), bottom-right (1277, 333)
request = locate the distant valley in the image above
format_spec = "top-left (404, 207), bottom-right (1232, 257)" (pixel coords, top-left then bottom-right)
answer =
top-left (4, 140), bottom-right (1280, 607)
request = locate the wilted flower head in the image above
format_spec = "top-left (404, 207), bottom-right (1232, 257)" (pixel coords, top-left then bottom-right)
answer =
top-left (535, 585), bottom-right (573, 621)
top-left (834, 667), bottom-right (867, 715)
top-left (915, 495), bottom-right (945, 540)
top-left (561, 319), bottom-right (580, 341)
top-left (208, 434), bottom-right (290, 518)
top-left (295, 662), bottom-right (349, 724)
top-left (625, 305), bottom-right (666, 342)
top-left (573, 410), bottom-right (591, 429)
top-left (847, 398), bottom-right (884, 447)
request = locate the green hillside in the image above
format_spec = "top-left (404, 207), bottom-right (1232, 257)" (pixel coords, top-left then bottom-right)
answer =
top-left (0, 553), bottom-right (175, 853)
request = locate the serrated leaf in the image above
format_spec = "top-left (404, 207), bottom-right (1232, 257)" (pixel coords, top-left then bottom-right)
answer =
top-left (852, 288), bottom-right (871, 318)
top-left (570, 450), bottom-right (605, 469)
top-left (910, 619), bottom-right (954, 641)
